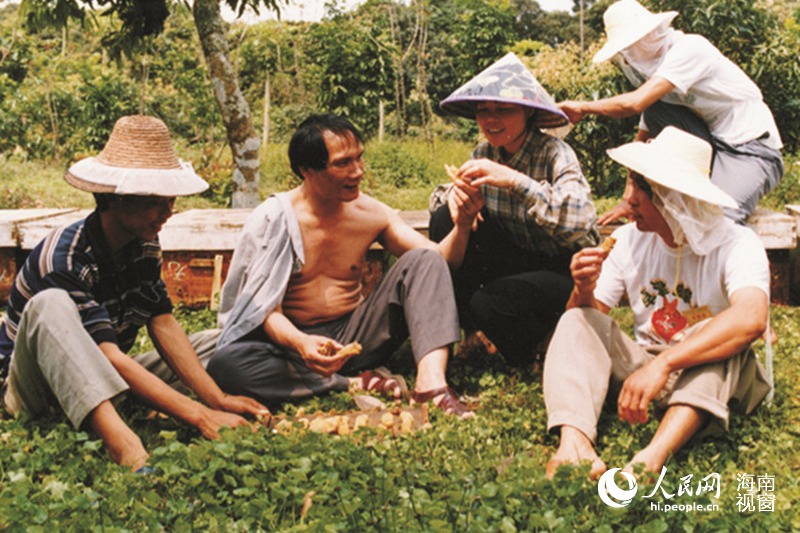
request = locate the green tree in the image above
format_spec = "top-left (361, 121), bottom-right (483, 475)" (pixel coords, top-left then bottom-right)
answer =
top-left (18, 0), bottom-right (284, 207)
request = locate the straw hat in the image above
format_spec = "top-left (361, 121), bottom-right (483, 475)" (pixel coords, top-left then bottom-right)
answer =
top-left (593, 0), bottom-right (678, 64)
top-left (606, 127), bottom-right (737, 209)
top-left (439, 52), bottom-right (569, 128)
top-left (64, 115), bottom-right (208, 196)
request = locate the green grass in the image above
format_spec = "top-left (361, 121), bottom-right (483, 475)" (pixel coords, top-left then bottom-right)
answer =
top-left (1, 305), bottom-right (798, 530)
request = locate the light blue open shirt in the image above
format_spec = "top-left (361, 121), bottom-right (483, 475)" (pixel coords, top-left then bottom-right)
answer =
top-left (216, 193), bottom-right (305, 349)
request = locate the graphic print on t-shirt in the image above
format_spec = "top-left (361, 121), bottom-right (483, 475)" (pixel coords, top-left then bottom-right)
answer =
top-left (641, 278), bottom-right (694, 344)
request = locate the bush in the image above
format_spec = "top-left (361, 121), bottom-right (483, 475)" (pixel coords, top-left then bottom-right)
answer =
top-left (528, 42), bottom-right (638, 197)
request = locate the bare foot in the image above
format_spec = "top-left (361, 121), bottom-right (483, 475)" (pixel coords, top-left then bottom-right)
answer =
top-left (546, 426), bottom-right (607, 480)
top-left (623, 447), bottom-right (668, 477)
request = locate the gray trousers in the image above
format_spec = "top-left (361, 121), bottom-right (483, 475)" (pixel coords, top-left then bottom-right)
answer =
top-left (643, 101), bottom-right (784, 223)
top-left (207, 248), bottom-right (461, 403)
top-left (2, 288), bottom-right (220, 429)
top-left (543, 308), bottom-right (771, 443)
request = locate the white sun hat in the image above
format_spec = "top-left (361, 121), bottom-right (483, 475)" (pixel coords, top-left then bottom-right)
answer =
top-left (64, 115), bottom-right (208, 197)
top-left (593, 0), bottom-right (678, 64)
top-left (606, 126), bottom-right (737, 209)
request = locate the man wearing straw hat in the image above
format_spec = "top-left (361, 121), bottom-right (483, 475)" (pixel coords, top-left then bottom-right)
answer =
top-left (0, 115), bottom-right (268, 472)
top-left (543, 127), bottom-right (771, 478)
top-left (558, 0), bottom-right (783, 224)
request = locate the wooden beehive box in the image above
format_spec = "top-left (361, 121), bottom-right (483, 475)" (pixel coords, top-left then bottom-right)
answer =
top-left (1, 209), bottom-right (87, 301)
top-left (158, 209), bottom-right (252, 309)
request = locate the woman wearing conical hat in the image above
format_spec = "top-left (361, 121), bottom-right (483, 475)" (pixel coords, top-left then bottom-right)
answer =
top-left (429, 53), bottom-right (599, 369)
top-left (559, 0), bottom-right (783, 224)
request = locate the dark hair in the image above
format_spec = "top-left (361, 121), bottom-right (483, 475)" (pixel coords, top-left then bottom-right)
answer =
top-left (93, 193), bottom-right (116, 212)
top-left (288, 114), bottom-right (363, 179)
top-left (630, 172), bottom-right (654, 198)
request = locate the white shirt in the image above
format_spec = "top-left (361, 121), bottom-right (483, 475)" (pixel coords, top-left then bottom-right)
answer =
top-left (631, 32), bottom-right (782, 150)
top-left (595, 222), bottom-right (769, 346)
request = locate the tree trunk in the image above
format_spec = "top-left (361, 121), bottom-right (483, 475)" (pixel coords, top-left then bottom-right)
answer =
top-left (193, 0), bottom-right (260, 208)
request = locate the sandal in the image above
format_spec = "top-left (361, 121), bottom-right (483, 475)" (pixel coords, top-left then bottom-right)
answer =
top-left (411, 386), bottom-right (475, 419)
top-left (354, 367), bottom-right (409, 401)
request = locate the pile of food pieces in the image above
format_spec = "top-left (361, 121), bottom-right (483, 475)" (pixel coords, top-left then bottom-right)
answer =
top-left (270, 404), bottom-right (429, 436)
top-left (269, 340), bottom-right (430, 436)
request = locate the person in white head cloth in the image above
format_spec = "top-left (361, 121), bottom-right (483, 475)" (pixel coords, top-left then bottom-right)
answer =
top-left (543, 127), bottom-right (772, 478)
top-left (559, 0), bottom-right (784, 224)
top-left (0, 115), bottom-right (268, 472)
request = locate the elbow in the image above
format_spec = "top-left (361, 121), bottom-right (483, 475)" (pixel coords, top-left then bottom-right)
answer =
top-left (739, 313), bottom-right (767, 345)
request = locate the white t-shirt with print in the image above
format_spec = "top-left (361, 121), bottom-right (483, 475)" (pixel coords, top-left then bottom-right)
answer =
top-left (594, 221), bottom-right (769, 346)
top-left (632, 32), bottom-right (782, 150)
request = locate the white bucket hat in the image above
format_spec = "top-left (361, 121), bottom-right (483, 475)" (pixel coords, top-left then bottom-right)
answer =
top-left (64, 115), bottom-right (208, 197)
top-left (593, 0), bottom-right (678, 64)
top-left (606, 127), bottom-right (737, 209)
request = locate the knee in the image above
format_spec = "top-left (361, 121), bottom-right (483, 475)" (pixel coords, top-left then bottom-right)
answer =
top-left (25, 289), bottom-right (78, 319)
top-left (206, 349), bottom-right (234, 382)
top-left (402, 247), bottom-right (447, 271)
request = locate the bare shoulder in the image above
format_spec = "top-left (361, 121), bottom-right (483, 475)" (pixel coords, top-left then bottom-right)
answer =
top-left (351, 194), bottom-right (394, 224)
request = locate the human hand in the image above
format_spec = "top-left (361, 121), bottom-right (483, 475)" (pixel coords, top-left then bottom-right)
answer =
top-left (617, 357), bottom-right (671, 424)
top-left (570, 248), bottom-right (607, 296)
top-left (449, 182), bottom-right (485, 230)
top-left (598, 201), bottom-right (633, 226)
top-left (459, 158), bottom-right (520, 191)
top-left (195, 406), bottom-right (254, 440)
top-left (298, 335), bottom-right (352, 377)
top-left (558, 101), bottom-right (585, 125)
top-left (213, 393), bottom-right (270, 419)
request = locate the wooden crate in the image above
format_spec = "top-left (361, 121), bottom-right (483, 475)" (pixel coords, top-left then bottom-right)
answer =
top-left (0, 209), bottom-right (84, 301)
top-left (159, 209), bottom-right (251, 309)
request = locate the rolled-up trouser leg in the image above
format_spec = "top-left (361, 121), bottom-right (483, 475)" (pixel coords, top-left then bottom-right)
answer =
top-left (4, 289), bottom-right (129, 429)
top-left (543, 307), bottom-right (649, 443)
top-left (661, 348), bottom-right (770, 437)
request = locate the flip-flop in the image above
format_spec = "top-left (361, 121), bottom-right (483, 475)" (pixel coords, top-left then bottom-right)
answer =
top-left (355, 367), bottom-right (409, 401)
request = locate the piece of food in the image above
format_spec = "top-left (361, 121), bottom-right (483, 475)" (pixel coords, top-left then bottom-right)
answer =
top-left (353, 414), bottom-right (370, 431)
top-left (319, 340), bottom-right (362, 358)
top-left (380, 412), bottom-right (395, 430)
top-left (445, 164), bottom-right (460, 182)
top-left (600, 236), bottom-right (616, 254)
top-left (399, 411), bottom-right (415, 434)
top-left (337, 342), bottom-right (362, 358)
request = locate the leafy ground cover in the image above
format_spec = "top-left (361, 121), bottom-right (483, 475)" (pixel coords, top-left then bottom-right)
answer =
top-left (1, 305), bottom-right (798, 531)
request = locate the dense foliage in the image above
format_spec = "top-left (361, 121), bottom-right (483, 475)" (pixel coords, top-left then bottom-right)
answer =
top-left (1, 306), bottom-right (798, 530)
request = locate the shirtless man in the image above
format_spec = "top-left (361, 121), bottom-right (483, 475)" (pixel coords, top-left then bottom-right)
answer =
top-left (207, 114), bottom-right (482, 417)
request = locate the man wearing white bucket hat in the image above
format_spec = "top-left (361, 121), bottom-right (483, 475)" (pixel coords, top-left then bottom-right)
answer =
top-left (0, 115), bottom-right (268, 472)
top-left (559, 0), bottom-right (783, 224)
top-left (543, 127), bottom-right (771, 478)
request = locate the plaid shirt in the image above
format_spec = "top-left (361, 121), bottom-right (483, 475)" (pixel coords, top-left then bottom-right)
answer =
top-left (431, 129), bottom-right (598, 256)
top-left (0, 211), bottom-right (172, 379)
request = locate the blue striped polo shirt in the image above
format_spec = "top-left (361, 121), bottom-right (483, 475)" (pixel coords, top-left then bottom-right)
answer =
top-left (0, 210), bottom-right (172, 378)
